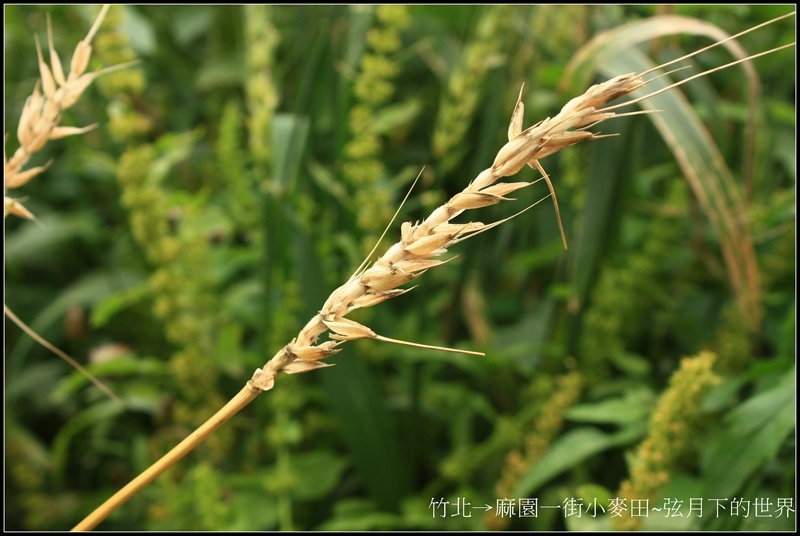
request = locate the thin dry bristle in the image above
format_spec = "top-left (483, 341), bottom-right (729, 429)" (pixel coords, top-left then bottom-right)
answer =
top-left (639, 10), bottom-right (796, 80)
top-left (604, 41), bottom-right (796, 114)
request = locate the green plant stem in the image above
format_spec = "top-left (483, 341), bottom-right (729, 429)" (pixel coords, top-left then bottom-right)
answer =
top-left (71, 382), bottom-right (262, 531)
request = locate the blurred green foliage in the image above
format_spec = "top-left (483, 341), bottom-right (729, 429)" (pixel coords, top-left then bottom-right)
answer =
top-left (4, 5), bottom-right (795, 531)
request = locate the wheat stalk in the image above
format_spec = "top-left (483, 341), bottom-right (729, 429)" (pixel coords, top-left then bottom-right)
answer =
top-left (72, 11), bottom-right (795, 531)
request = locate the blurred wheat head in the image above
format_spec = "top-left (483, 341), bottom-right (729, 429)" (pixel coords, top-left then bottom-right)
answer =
top-left (4, 4), bottom-right (122, 221)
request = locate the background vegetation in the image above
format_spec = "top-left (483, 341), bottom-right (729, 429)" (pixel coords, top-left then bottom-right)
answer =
top-left (4, 5), bottom-right (795, 531)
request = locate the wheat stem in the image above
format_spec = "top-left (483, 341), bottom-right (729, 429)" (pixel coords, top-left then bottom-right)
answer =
top-left (71, 382), bottom-right (262, 531)
top-left (70, 11), bottom-right (795, 530)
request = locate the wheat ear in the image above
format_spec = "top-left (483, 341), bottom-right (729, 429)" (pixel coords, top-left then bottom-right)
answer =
top-left (4, 4), bottom-right (134, 220)
top-left (247, 65), bottom-right (676, 391)
top-left (72, 12), bottom-right (795, 530)
top-left (251, 8), bottom-right (797, 395)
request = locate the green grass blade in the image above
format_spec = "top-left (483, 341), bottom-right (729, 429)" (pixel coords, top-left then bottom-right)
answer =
top-left (562, 15), bottom-right (764, 332)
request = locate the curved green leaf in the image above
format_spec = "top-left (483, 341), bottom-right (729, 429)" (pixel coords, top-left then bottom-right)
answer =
top-left (562, 15), bottom-right (764, 332)
top-left (702, 367), bottom-right (795, 498)
top-left (514, 425), bottom-right (641, 497)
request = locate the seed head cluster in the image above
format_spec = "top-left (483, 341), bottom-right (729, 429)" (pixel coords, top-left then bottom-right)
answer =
top-left (251, 72), bottom-right (649, 391)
